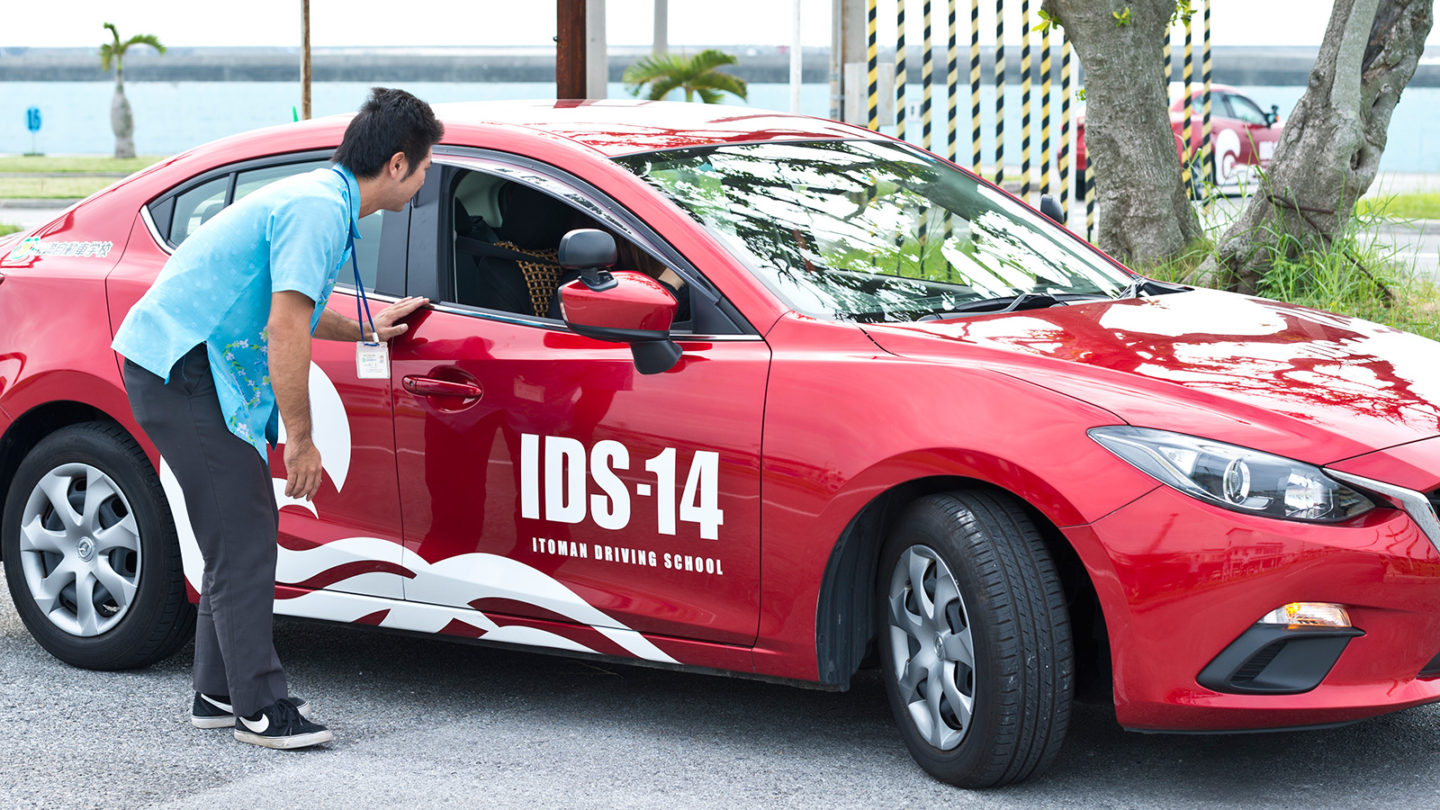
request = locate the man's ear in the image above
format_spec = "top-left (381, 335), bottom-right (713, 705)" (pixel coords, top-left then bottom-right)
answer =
top-left (389, 151), bottom-right (408, 179)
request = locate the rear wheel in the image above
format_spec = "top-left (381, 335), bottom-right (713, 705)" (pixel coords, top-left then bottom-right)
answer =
top-left (878, 491), bottom-right (1073, 787)
top-left (2, 422), bottom-right (193, 669)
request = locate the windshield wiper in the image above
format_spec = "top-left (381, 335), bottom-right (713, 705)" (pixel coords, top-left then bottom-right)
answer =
top-left (1114, 277), bottom-right (1191, 299)
top-left (916, 292), bottom-right (1062, 320)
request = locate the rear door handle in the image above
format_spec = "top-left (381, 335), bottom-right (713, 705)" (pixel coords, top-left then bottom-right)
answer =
top-left (402, 376), bottom-right (484, 399)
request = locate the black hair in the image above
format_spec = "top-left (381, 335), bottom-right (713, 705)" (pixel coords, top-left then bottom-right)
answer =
top-left (333, 87), bottom-right (444, 179)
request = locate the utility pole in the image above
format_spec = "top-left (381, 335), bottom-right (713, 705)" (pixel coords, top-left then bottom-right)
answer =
top-left (832, 0), bottom-right (869, 123)
top-left (654, 0), bottom-right (668, 55)
top-left (557, 0), bottom-right (586, 99)
top-left (586, 0), bottom-right (608, 99)
top-left (300, 0), bottom-right (311, 119)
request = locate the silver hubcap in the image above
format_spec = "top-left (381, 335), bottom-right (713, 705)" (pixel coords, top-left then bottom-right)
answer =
top-left (886, 545), bottom-right (976, 750)
top-left (18, 463), bottom-right (141, 637)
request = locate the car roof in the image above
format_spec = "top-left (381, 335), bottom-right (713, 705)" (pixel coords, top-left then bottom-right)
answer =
top-left (430, 99), bottom-right (872, 157)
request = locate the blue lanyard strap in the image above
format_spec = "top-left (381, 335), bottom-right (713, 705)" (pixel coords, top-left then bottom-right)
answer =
top-left (333, 166), bottom-right (378, 342)
top-left (346, 229), bottom-right (379, 342)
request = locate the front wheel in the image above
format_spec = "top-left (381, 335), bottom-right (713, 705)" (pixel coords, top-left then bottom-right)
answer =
top-left (2, 422), bottom-right (193, 669)
top-left (878, 491), bottom-right (1073, 788)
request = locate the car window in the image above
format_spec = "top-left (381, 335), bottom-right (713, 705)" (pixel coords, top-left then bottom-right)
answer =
top-left (444, 167), bottom-right (693, 329)
top-left (170, 176), bottom-right (229, 245)
top-left (233, 160), bottom-right (328, 202)
top-left (1225, 94), bottom-right (1269, 126)
top-left (616, 139), bottom-right (1132, 324)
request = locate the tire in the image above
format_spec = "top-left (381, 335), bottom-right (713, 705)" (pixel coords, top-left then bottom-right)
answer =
top-left (2, 422), bottom-right (193, 669)
top-left (877, 491), bottom-right (1073, 788)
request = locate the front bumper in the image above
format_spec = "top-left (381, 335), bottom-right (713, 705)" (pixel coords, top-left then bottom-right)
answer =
top-left (1068, 460), bottom-right (1440, 732)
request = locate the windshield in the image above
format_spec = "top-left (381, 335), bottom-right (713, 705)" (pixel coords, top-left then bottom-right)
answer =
top-left (614, 139), bottom-right (1134, 323)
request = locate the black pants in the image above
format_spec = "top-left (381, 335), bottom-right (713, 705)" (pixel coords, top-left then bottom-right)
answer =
top-left (124, 345), bottom-right (288, 716)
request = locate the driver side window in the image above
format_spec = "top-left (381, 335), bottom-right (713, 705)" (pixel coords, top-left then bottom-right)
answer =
top-left (444, 169), bottom-right (692, 328)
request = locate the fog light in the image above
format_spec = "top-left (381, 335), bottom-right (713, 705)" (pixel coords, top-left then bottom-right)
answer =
top-left (1257, 602), bottom-right (1352, 629)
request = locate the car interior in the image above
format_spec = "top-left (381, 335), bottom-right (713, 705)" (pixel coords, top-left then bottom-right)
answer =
top-left (446, 169), bottom-right (690, 327)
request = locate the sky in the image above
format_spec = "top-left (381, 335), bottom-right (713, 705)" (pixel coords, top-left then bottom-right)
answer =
top-left (5, 0), bottom-right (1438, 50)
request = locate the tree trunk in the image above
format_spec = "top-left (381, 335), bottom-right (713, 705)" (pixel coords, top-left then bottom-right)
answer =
top-left (111, 65), bottom-right (135, 159)
top-left (1044, 0), bottom-right (1201, 265)
top-left (1202, 0), bottom-right (1432, 294)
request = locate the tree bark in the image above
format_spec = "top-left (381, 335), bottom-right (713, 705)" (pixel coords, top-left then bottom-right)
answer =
top-left (1202, 0), bottom-right (1433, 294)
top-left (1044, 0), bottom-right (1202, 265)
top-left (111, 65), bottom-right (135, 159)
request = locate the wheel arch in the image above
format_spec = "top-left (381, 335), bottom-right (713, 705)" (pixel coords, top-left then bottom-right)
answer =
top-left (0, 400), bottom-right (147, 559)
top-left (815, 475), bottom-right (1112, 700)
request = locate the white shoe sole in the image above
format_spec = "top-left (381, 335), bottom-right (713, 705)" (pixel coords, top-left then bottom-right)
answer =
top-left (192, 701), bottom-right (312, 729)
top-left (234, 727), bottom-right (334, 750)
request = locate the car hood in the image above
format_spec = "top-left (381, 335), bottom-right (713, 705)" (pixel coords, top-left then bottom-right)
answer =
top-left (861, 289), bottom-right (1440, 465)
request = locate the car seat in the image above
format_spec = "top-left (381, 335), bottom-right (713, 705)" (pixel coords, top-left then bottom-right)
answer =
top-left (454, 183), bottom-right (573, 317)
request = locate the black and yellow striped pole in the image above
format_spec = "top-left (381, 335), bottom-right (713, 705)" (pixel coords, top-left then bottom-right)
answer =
top-left (1180, 12), bottom-right (1194, 187)
top-left (1163, 28), bottom-right (1172, 85)
top-left (969, 0), bottom-right (982, 172)
top-left (897, 0), bottom-right (908, 141)
top-left (922, 0), bottom-right (934, 151)
top-left (1201, 0), bottom-right (1213, 183)
top-left (947, 0), bottom-right (960, 164)
top-left (1039, 25), bottom-right (1052, 199)
top-left (1085, 161), bottom-right (1096, 241)
top-left (867, 0), bottom-right (879, 131)
top-left (1058, 39), bottom-right (1072, 211)
top-left (993, 0), bottom-right (1004, 186)
top-left (1019, 0), bottom-right (1032, 198)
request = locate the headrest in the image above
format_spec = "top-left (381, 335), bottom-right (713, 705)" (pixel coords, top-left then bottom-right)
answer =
top-left (494, 183), bottom-right (574, 249)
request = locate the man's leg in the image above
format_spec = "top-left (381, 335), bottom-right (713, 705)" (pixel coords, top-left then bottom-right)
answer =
top-left (125, 347), bottom-right (287, 716)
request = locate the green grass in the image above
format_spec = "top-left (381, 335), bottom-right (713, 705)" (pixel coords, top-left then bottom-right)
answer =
top-left (0, 176), bottom-right (118, 199)
top-left (0, 155), bottom-right (163, 173)
top-left (1357, 192), bottom-right (1440, 221)
top-left (0, 223), bottom-right (20, 237)
top-left (1142, 206), bottom-right (1440, 343)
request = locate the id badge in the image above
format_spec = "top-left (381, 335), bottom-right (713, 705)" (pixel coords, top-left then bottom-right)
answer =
top-left (356, 341), bottom-right (389, 379)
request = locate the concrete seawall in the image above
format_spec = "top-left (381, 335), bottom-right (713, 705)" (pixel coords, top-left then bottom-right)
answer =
top-left (5, 45), bottom-right (1437, 87)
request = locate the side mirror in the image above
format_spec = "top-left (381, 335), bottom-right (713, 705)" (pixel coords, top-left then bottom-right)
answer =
top-left (1266, 104), bottom-right (1279, 126)
top-left (1039, 194), bottom-right (1066, 225)
top-left (558, 228), bottom-right (619, 291)
top-left (560, 271), bottom-right (682, 375)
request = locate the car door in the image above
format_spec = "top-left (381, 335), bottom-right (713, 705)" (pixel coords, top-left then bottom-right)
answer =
top-left (388, 153), bottom-right (769, 650)
top-left (115, 153), bottom-right (411, 604)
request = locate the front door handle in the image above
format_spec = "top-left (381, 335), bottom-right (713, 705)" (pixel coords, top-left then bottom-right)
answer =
top-left (402, 376), bottom-right (484, 399)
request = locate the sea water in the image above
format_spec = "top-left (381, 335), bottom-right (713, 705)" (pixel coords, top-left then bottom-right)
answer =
top-left (1, 80), bottom-right (1435, 173)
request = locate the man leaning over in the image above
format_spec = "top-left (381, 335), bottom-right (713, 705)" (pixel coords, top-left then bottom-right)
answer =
top-left (112, 87), bottom-right (443, 749)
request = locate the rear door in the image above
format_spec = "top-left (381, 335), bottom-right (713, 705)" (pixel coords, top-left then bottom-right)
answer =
top-left (114, 153), bottom-right (411, 603)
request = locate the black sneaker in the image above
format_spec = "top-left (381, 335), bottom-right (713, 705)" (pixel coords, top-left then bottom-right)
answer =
top-left (234, 697), bottom-right (333, 749)
top-left (191, 692), bottom-right (311, 729)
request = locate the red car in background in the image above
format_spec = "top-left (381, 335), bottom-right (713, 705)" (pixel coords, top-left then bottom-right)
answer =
top-left (1076, 85), bottom-right (1283, 192)
top-left (2, 101), bottom-right (1439, 788)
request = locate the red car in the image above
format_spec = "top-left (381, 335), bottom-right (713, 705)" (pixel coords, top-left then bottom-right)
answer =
top-left (1076, 85), bottom-right (1283, 192)
top-left (2, 101), bottom-right (1438, 788)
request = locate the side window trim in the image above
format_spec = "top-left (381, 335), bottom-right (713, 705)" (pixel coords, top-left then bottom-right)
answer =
top-left (426, 147), bottom-right (755, 337)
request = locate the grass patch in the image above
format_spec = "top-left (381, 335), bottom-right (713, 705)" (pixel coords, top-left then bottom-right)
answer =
top-left (1140, 207), bottom-right (1440, 343)
top-left (0, 155), bottom-right (163, 174)
top-left (0, 176), bottom-right (116, 199)
top-left (1357, 192), bottom-right (1440, 221)
top-left (0, 223), bottom-right (20, 237)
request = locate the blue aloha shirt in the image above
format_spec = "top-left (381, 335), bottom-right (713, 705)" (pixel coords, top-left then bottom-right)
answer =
top-left (113, 165), bottom-right (361, 460)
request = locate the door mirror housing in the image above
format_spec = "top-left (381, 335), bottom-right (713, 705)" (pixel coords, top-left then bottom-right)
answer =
top-left (558, 228), bottom-right (619, 291)
top-left (1039, 194), bottom-right (1066, 225)
top-left (560, 271), bottom-right (682, 374)
top-left (1265, 104), bottom-right (1280, 127)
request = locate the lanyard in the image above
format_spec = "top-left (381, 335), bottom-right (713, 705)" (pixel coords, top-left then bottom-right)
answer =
top-left (332, 166), bottom-right (378, 342)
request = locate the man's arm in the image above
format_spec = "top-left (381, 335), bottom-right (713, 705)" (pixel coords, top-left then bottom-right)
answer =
top-left (269, 290), bottom-right (323, 501)
top-left (311, 296), bottom-right (430, 342)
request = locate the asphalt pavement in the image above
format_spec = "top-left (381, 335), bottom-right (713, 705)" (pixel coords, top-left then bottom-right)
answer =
top-left (2, 573), bottom-right (1439, 809)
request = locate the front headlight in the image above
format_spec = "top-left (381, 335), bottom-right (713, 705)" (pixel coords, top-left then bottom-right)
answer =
top-left (1088, 426), bottom-right (1374, 523)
